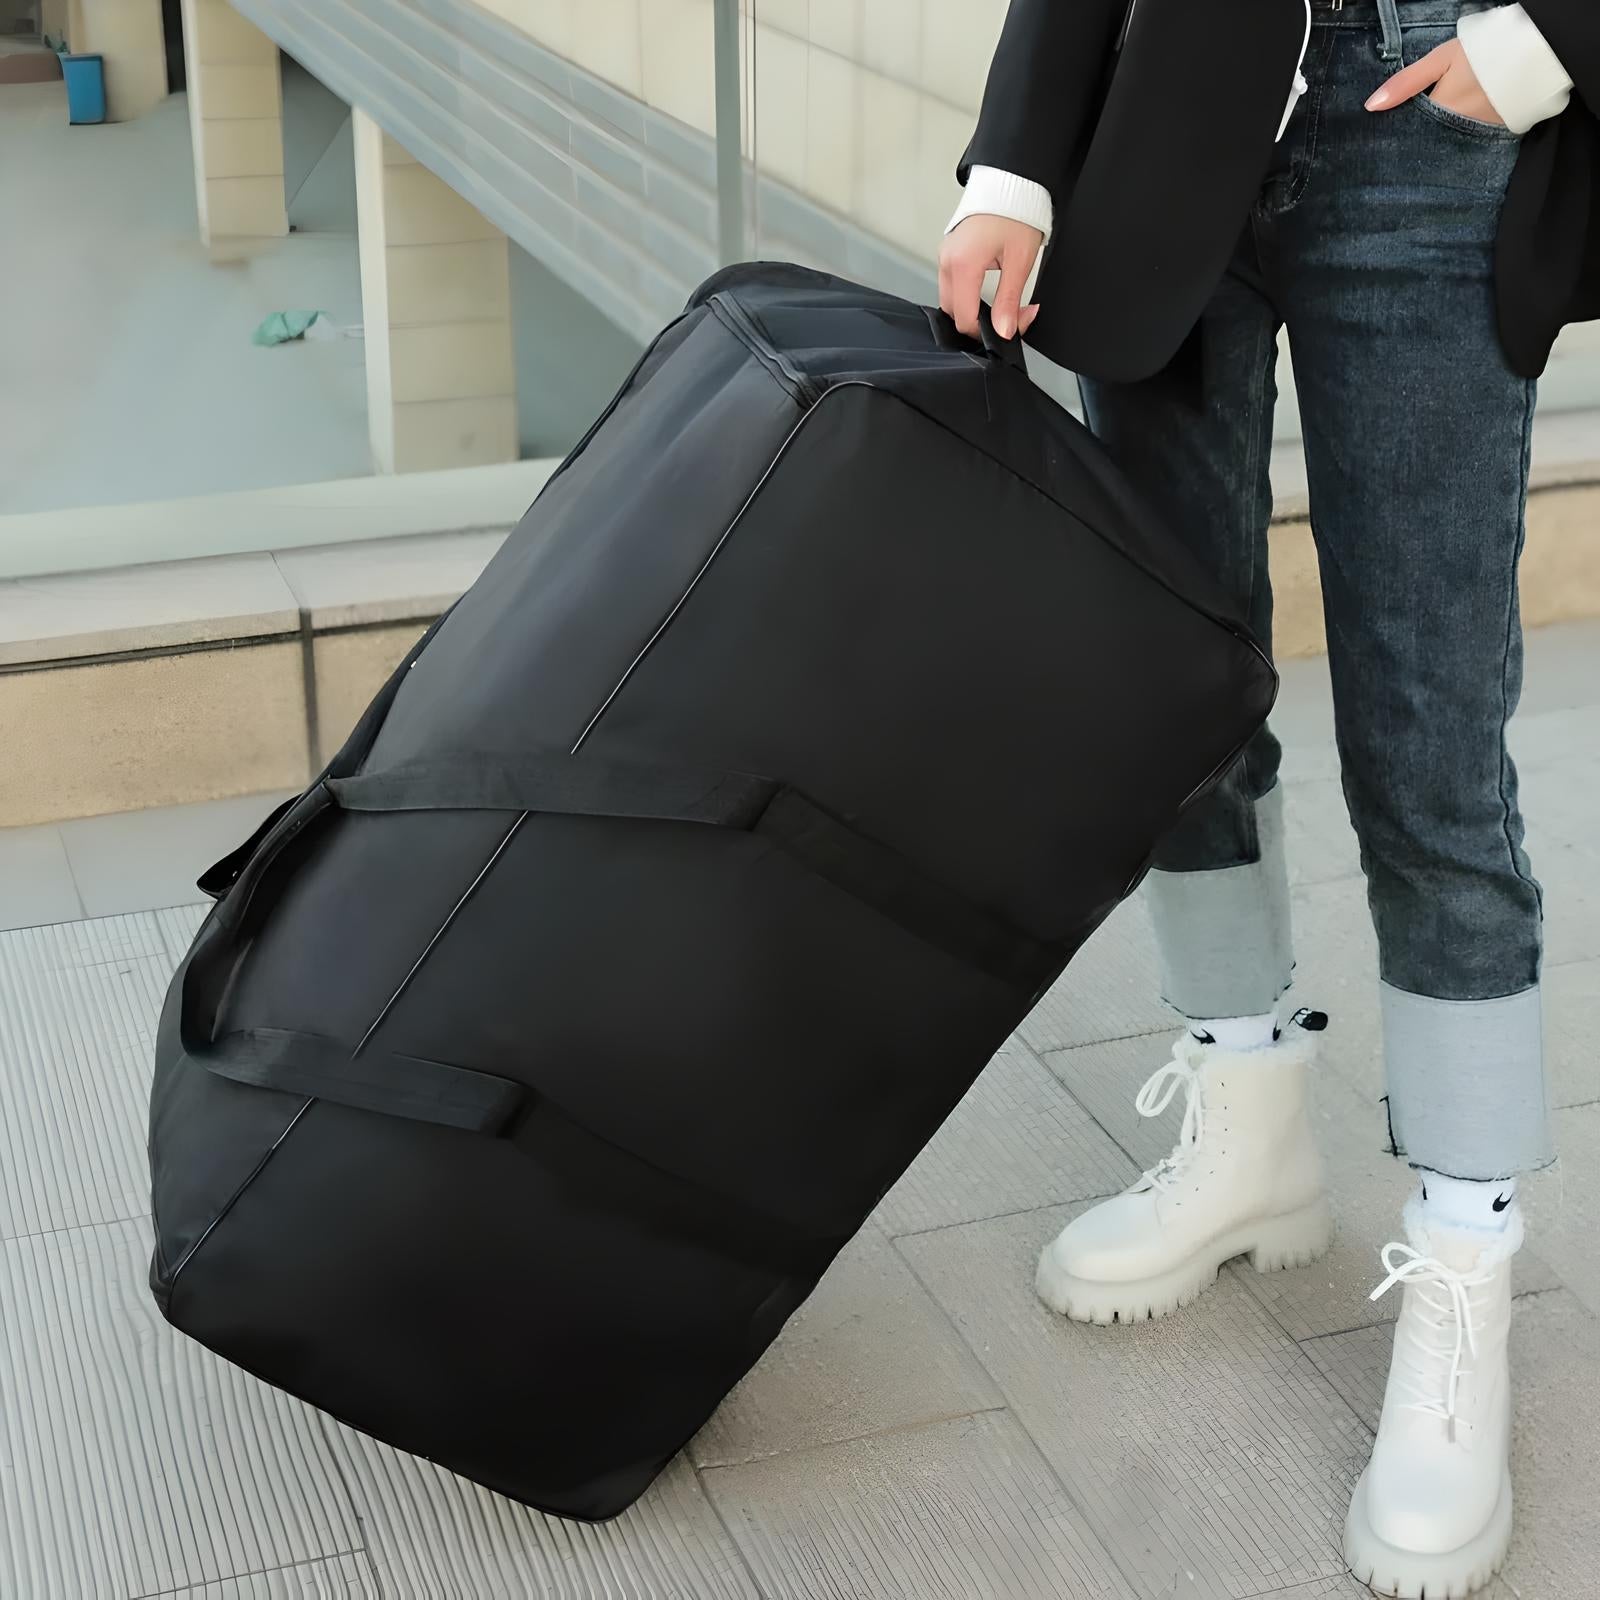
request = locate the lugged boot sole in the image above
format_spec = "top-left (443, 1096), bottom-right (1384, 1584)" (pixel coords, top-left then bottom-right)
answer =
top-left (1344, 1466), bottom-right (1512, 1599)
top-left (1034, 1197), bottom-right (1333, 1325)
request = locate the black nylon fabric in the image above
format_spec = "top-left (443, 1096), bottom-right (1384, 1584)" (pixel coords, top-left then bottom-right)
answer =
top-left (148, 263), bottom-right (1277, 1521)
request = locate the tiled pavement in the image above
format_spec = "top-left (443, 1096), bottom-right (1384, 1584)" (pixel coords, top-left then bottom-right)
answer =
top-left (2, 624), bottom-right (1598, 1598)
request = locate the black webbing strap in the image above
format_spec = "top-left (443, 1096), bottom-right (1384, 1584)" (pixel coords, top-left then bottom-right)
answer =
top-left (196, 612), bottom-right (451, 903)
top-left (327, 754), bottom-right (778, 830)
top-left (504, 1088), bottom-right (847, 1271)
top-left (180, 780), bottom-right (339, 1063)
top-left (326, 753), bottom-right (1059, 990)
top-left (199, 1026), bottom-right (525, 1134)
top-left (188, 1013), bottom-right (839, 1269)
top-left (753, 788), bottom-right (1053, 991)
top-left (180, 747), bottom-right (1056, 1174)
top-left (197, 796), bottom-right (296, 902)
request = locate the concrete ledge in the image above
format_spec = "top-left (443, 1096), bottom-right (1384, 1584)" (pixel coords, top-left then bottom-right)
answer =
top-left (2, 640), bottom-right (311, 827)
top-left (2, 456), bottom-right (1596, 827)
top-left (0, 553), bottom-right (300, 669)
top-left (0, 473), bottom-right (533, 826)
top-left (0, 457), bottom-right (555, 581)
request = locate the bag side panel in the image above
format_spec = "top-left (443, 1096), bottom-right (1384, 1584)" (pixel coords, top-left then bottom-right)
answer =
top-left (373, 817), bottom-right (1027, 1234)
top-left (586, 382), bottom-right (1272, 937)
top-left (149, 969), bottom-right (307, 1298)
top-left (356, 387), bottom-right (1268, 1232)
top-left (164, 1098), bottom-right (810, 1520)
top-left (365, 311), bottom-right (805, 772)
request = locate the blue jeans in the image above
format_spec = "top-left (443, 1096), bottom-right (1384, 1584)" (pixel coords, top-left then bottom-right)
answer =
top-left (1078, 0), bottom-right (1550, 1179)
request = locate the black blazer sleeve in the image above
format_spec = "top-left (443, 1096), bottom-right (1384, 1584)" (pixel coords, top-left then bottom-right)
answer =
top-left (957, 0), bottom-right (1128, 194)
top-left (1521, 0), bottom-right (1600, 103)
top-left (1494, 0), bottom-right (1600, 374)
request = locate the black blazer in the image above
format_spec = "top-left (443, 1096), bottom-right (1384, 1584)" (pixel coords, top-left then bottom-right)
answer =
top-left (961, 0), bottom-right (1600, 383)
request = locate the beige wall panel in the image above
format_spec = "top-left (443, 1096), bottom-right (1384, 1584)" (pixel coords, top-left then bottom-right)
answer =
top-left (0, 644), bottom-right (308, 828)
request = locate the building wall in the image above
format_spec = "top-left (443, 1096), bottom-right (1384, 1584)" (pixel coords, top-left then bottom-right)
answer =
top-left (458, 0), bottom-right (1004, 262)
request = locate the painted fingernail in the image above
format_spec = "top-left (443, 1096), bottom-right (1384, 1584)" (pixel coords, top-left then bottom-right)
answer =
top-left (1365, 88), bottom-right (1389, 109)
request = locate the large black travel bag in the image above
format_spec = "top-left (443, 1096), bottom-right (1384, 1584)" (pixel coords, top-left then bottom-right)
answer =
top-left (149, 264), bottom-right (1275, 1520)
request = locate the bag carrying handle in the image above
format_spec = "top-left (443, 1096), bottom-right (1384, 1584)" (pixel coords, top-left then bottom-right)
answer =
top-left (927, 302), bottom-right (1030, 374)
top-left (180, 745), bottom-right (1064, 1137)
top-left (179, 614), bottom-right (519, 1127)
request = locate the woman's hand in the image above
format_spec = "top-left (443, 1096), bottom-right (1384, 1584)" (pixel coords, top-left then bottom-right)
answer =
top-left (1365, 39), bottom-right (1507, 126)
top-left (938, 215), bottom-right (1045, 342)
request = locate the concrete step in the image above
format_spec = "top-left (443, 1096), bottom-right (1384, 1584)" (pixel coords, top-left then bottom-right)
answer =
top-left (0, 463), bottom-right (554, 828)
top-left (1, 443), bottom-right (1596, 828)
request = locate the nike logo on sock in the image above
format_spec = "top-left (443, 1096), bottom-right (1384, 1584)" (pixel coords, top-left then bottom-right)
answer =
top-left (1493, 1193), bottom-right (1512, 1212)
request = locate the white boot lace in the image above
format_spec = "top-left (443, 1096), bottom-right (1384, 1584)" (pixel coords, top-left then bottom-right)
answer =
top-left (1134, 1055), bottom-right (1204, 1193)
top-left (1369, 1244), bottom-right (1493, 1443)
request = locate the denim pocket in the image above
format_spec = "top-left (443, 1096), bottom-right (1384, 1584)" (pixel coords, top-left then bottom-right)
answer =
top-left (1400, 23), bottom-right (1522, 143)
top-left (1413, 93), bottom-right (1522, 143)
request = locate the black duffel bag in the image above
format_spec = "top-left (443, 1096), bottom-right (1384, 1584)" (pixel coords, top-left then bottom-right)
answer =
top-left (148, 263), bottom-right (1275, 1521)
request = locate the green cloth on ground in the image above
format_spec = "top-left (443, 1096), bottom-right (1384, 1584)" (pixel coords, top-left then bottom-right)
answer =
top-left (253, 311), bottom-right (324, 347)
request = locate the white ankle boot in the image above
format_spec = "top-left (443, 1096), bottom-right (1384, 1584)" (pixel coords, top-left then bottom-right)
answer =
top-left (1345, 1197), bottom-right (1520, 1598)
top-left (1036, 1013), bottom-right (1332, 1324)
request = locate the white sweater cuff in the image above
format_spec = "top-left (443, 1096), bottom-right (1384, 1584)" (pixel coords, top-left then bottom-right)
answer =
top-left (1458, 4), bottom-right (1574, 134)
top-left (946, 165), bottom-right (1054, 240)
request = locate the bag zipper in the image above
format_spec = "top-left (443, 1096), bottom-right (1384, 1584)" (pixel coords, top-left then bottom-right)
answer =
top-left (708, 292), bottom-right (823, 409)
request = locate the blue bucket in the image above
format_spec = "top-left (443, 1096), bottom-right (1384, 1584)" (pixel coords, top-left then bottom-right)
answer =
top-left (61, 53), bottom-right (107, 125)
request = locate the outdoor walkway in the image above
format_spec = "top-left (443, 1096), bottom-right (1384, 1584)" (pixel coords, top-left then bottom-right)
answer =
top-left (2, 625), bottom-right (1597, 1598)
top-left (0, 66), bottom-right (367, 517)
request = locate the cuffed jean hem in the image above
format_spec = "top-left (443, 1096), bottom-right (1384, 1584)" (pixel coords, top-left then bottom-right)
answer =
top-left (1381, 980), bottom-right (1553, 1179)
top-left (1145, 784), bottom-right (1295, 1019)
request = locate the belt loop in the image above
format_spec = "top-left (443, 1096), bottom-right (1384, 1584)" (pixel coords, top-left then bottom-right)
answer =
top-left (1375, 0), bottom-right (1404, 61)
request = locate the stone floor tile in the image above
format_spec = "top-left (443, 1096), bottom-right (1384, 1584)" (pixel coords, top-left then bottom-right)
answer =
top-left (1269, 654), bottom-right (1337, 764)
top-left (1283, 778), bottom-right (1361, 889)
top-left (1510, 699), bottom-right (1600, 769)
top-left (1251, 1580), bottom-right (1368, 1599)
top-left (900, 1207), bottom-right (1369, 1599)
top-left (1017, 898), bottom-right (1171, 1054)
top-left (144, 1554), bottom-right (377, 1599)
top-left (0, 916), bottom-right (168, 1238)
top-left (59, 791), bottom-right (296, 920)
top-left (1544, 956), bottom-right (1600, 1111)
top-left (1522, 752), bottom-right (1600, 852)
top-left (1492, 1289), bottom-right (1600, 1598)
top-left (322, 1431), bottom-right (758, 1600)
top-left (1512, 620), bottom-right (1600, 718)
top-left (1521, 1103), bottom-right (1600, 1317)
top-left (0, 1220), bottom-right (359, 1600)
top-left (0, 821), bottom-right (83, 932)
top-left (873, 1039), bottom-right (1136, 1239)
top-left (1542, 842), bottom-right (1600, 967)
top-left (1, 909), bottom-right (167, 969)
top-left (154, 902), bottom-right (209, 970)
top-left (1037, 1030), bottom-right (1175, 1162)
top-left (1298, 1324), bottom-right (1393, 1435)
top-left (702, 1410), bottom-right (1134, 1600)
top-left (691, 1224), bottom-right (1003, 1468)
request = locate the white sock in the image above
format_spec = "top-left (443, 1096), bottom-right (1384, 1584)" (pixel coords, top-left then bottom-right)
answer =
top-left (1188, 1012), bottom-right (1279, 1052)
top-left (1417, 1169), bottom-right (1518, 1233)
